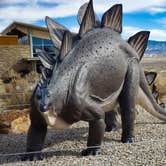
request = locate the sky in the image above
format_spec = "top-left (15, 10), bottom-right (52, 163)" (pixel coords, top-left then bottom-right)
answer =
top-left (0, 0), bottom-right (166, 41)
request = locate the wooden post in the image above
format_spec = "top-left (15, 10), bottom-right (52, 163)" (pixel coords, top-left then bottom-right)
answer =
top-left (28, 29), bottom-right (33, 58)
top-left (28, 29), bottom-right (37, 72)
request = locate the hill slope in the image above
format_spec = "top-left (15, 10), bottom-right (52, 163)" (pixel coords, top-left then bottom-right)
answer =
top-left (146, 40), bottom-right (166, 56)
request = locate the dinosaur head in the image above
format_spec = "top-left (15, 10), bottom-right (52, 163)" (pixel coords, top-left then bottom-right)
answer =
top-left (32, 49), bottom-right (56, 112)
top-left (145, 71), bottom-right (166, 108)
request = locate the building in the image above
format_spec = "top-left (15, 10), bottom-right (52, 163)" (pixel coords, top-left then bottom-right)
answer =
top-left (0, 21), bottom-right (56, 77)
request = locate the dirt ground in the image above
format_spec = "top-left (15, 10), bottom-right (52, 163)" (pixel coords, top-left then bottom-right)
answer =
top-left (141, 57), bottom-right (166, 71)
top-left (0, 110), bottom-right (165, 166)
top-left (0, 57), bottom-right (166, 166)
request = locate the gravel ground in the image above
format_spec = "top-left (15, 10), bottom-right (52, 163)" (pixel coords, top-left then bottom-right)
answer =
top-left (0, 109), bottom-right (165, 166)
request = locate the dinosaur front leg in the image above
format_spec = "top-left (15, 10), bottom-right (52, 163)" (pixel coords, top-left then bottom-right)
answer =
top-left (119, 59), bottom-right (139, 143)
top-left (81, 118), bottom-right (105, 156)
top-left (79, 103), bottom-right (106, 156)
top-left (22, 108), bottom-right (47, 161)
top-left (71, 65), bottom-right (106, 155)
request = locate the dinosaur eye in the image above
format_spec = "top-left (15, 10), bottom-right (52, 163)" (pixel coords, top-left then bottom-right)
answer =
top-left (36, 92), bottom-right (41, 100)
top-left (36, 87), bottom-right (41, 99)
top-left (47, 91), bottom-right (51, 98)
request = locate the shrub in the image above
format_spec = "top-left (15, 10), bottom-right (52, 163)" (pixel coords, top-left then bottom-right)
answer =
top-left (2, 70), bottom-right (39, 109)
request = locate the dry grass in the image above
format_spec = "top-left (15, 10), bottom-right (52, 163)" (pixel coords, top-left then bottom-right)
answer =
top-left (1, 70), bottom-right (39, 109)
top-left (11, 114), bottom-right (30, 134)
top-left (0, 109), bottom-right (30, 134)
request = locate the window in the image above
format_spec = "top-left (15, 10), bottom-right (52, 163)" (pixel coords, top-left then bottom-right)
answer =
top-left (32, 37), bottom-right (56, 57)
top-left (18, 35), bottom-right (29, 45)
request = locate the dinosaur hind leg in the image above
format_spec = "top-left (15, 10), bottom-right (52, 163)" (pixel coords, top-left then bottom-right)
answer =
top-left (22, 107), bottom-right (47, 161)
top-left (105, 110), bottom-right (121, 132)
top-left (81, 118), bottom-right (105, 156)
top-left (119, 59), bottom-right (139, 143)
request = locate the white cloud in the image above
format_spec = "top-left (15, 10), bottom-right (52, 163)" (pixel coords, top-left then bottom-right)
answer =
top-left (0, 20), bottom-right (13, 34)
top-left (0, 0), bottom-right (166, 41)
top-left (38, 0), bottom-right (166, 13)
top-left (70, 25), bottom-right (166, 41)
top-left (0, 1), bottom-right (83, 23)
top-left (1, 0), bottom-right (166, 22)
top-left (111, 0), bottom-right (166, 13)
top-left (148, 7), bottom-right (166, 14)
top-left (123, 26), bottom-right (166, 41)
top-left (122, 26), bottom-right (142, 39)
top-left (150, 29), bottom-right (166, 41)
top-left (70, 26), bottom-right (79, 33)
top-left (1, 0), bottom-right (27, 3)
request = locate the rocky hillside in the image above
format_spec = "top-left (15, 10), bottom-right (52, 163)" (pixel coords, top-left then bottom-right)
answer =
top-left (145, 40), bottom-right (166, 57)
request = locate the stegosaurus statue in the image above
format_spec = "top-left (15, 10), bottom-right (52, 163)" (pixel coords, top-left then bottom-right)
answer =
top-left (23, 0), bottom-right (166, 160)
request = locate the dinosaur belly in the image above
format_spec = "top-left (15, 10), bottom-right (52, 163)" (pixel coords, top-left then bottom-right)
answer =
top-left (90, 80), bottom-right (124, 112)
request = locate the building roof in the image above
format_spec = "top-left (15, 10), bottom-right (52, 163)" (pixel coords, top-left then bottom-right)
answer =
top-left (1, 21), bottom-right (48, 35)
top-left (1, 21), bottom-right (51, 40)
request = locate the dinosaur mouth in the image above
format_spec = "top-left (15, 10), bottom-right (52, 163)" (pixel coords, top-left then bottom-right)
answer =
top-left (41, 109), bottom-right (70, 129)
top-left (42, 109), bottom-right (57, 126)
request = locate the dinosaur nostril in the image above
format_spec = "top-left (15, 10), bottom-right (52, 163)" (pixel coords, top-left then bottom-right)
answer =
top-left (47, 93), bottom-right (50, 98)
top-left (44, 105), bottom-right (48, 110)
top-left (46, 90), bottom-right (51, 98)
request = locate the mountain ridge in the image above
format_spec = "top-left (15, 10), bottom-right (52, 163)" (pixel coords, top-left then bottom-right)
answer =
top-left (145, 40), bottom-right (166, 56)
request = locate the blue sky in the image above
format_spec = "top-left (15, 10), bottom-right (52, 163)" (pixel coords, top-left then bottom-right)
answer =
top-left (0, 0), bottom-right (166, 41)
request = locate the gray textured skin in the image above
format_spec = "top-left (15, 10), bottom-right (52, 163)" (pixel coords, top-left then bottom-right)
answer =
top-left (105, 71), bottom-right (162, 131)
top-left (48, 28), bottom-right (129, 108)
top-left (24, 0), bottom-right (166, 160)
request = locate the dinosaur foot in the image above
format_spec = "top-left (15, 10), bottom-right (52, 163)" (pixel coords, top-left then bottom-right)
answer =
top-left (81, 147), bottom-right (101, 156)
top-left (121, 137), bottom-right (134, 143)
top-left (21, 153), bottom-right (43, 161)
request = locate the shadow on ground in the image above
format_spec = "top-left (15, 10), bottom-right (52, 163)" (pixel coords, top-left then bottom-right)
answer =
top-left (0, 126), bottom-right (88, 164)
